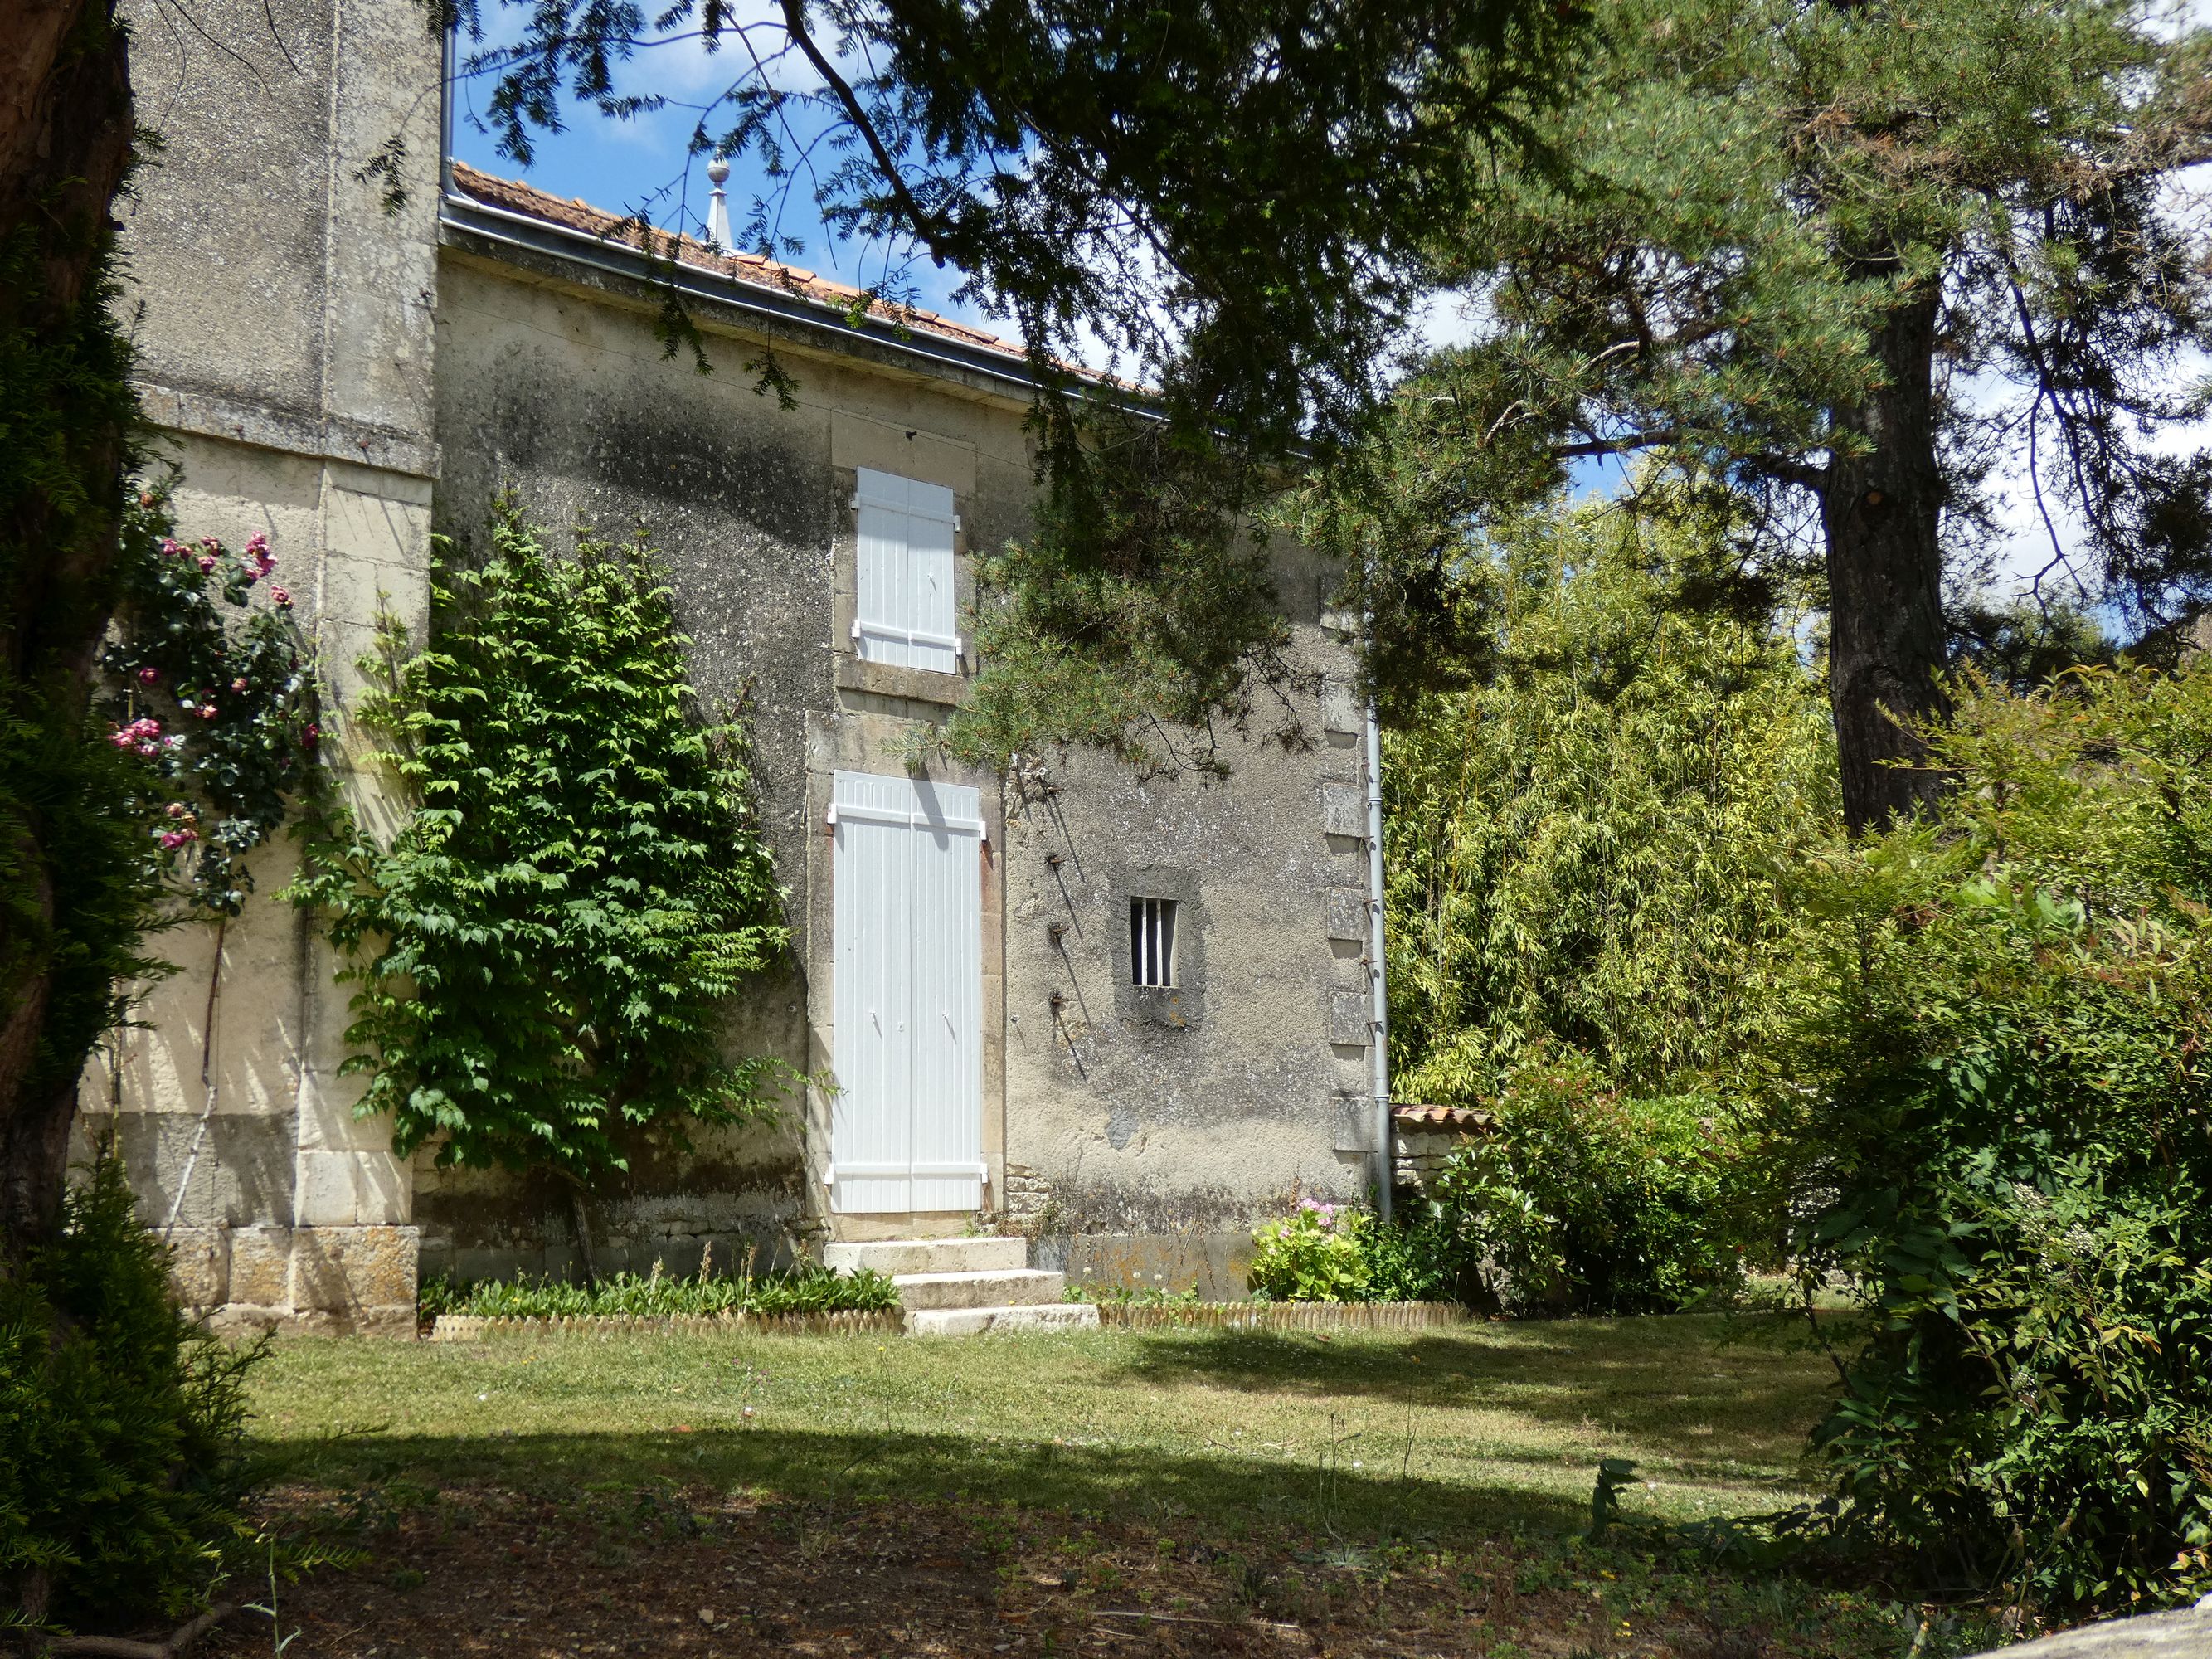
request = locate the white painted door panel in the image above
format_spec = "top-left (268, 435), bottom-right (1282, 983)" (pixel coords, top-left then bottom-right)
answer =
top-left (831, 770), bottom-right (983, 1213)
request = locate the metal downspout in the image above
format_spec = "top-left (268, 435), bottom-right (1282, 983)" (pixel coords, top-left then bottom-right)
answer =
top-left (1365, 688), bottom-right (1393, 1222)
top-left (440, 16), bottom-right (457, 197)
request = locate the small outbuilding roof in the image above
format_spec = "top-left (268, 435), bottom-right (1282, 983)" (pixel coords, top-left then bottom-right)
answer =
top-left (1393, 1103), bottom-right (1498, 1133)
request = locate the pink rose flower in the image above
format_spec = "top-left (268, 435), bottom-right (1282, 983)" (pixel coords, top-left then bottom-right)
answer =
top-left (137, 666), bottom-right (158, 684)
top-left (108, 717), bottom-right (162, 749)
top-left (231, 677), bottom-right (247, 693)
top-left (197, 554), bottom-right (217, 574)
top-left (198, 703), bottom-right (218, 720)
top-left (270, 586), bottom-right (292, 607)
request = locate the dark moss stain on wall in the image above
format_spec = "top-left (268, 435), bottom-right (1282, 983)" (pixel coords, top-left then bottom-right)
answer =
top-left (425, 316), bottom-right (834, 1278)
top-left (435, 350), bottom-right (837, 890)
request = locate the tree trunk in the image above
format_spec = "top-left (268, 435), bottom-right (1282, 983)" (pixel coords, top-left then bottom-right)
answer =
top-left (0, 0), bottom-right (138, 1260)
top-left (566, 1182), bottom-right (600, 1292)
top-left (1821, 283), bottom-right (1952, 834)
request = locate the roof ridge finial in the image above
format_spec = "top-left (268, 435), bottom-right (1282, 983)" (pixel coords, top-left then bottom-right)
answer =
top-left (706, 156), bottom-right (731, 253)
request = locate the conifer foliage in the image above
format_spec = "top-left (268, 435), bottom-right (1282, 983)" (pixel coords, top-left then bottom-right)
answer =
top-left (1390, 0), bottom-right (2212, 829)
top-left (297, 503), bottom-right (792, 1185)
top-left (0, 1152), bottom-right (263, 1637)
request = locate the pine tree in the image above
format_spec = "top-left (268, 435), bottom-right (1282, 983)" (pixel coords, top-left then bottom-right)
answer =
top-left (1397, 0), bottom-right (2212, 829)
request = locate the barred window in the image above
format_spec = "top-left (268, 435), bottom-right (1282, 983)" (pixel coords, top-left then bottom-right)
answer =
top-left (1129, 898), bottom-right (1179, 988)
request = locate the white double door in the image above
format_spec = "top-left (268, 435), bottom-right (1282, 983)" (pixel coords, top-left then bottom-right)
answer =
top-left (829, 770), bottom-right (984, 1213)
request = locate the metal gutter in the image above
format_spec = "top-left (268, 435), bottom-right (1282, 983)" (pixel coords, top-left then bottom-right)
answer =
top-left (437, 191), bottom-right (1055, 401)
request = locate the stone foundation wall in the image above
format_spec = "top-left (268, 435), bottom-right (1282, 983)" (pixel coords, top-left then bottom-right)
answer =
top-left (159, 1224), bottom-right (419, 1337)
top-left (411, 1121), bottom-right (809, 1288)
top-left (1031, 1230), bottom-right (1260, 1302)
top-left (1393, 1126), bottom-right (1471, 1198)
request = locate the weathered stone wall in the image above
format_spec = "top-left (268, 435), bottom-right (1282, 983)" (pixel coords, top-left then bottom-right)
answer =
top-left (1393, 1124), bottom-right (1487, 1199)
top-left (76, 0), bottom-right (443, 1333)
top-left (93, 57), bottom-right (1369, 1309)
top-left (999, 634), bottom-right (1375, 1253)
top-left (424, 247), bottom-right (1033, 1272)
top-left (425, 234), bottom-right (1369, 1275)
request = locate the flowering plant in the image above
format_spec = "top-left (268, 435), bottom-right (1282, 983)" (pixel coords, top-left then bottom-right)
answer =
top-left (1247, 1197), bottom-right (1374, 1301)
top-left (95, 480), bottom-right (323, 914)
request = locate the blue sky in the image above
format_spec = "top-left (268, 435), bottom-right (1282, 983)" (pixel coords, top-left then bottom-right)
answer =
top-left (447, 22), bottom-right (998, 333)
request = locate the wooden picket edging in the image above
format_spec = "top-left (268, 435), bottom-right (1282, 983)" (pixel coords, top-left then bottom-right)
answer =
top-left (1092, 1300), bottom-right (1472, 1332)
top-left (426, 1299), bottom-right (1472, 1341)
top-left (428, 1308), bottom-right (905, 1341)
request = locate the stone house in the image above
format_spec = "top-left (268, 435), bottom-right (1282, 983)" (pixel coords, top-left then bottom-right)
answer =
top-left (78, 0), bottom-right (1392, 1331)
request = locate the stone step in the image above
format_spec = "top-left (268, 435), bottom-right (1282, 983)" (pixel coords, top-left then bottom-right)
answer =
top-left (824, 1237), bottom-right (1028, 1277)
top-left (891, 1267), bottom-right (1065, 1311)
top-left (908, 1302), bottom-right (1101, 1337)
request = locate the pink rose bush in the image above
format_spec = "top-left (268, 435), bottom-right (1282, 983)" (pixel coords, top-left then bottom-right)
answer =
top-left (100, 489), bottom-right (325, 914)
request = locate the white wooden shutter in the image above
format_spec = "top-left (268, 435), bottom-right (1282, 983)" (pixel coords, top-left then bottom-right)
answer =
top-left (830, 770), bottom-right (984, 1213)
top-left (853, 469), bottom-right (960, 674)
top-left (830, 771), bottom-right (912, 1213)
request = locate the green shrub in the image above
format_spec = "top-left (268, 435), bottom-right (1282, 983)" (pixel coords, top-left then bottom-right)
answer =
top-left (1247, 1200), bottom-right (1490, 1305)
top-left (1764, 665), bottom-right (2212, 1611)
top-left (418, 1261), bottom-right (897, 1321)
top-left (295, 501), bottom-right (793, 1184)
top-left (1247, 1200), bottom-right (1373, 1301)
top-left (1361, 1214), bottom-right (1478, 1304)
top-left (1385, 495), bottom-right (1839, 1107)
top-left (746, 1267), bottom-right (898, 1317)
top-left (0, 1153), bottom-right (263, 1637)
top-left (1424, 1063), bottom-right (1748, 1314)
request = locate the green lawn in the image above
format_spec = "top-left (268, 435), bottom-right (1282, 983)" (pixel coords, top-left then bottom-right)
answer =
top-left (218, 1313), bottom-right (1991, 1659)
top-left (252, 1313), bottom-right (1831, 1539)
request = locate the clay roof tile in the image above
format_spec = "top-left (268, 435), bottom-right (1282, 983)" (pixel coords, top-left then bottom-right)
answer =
top-left (1391, 1103), bottom-right (1498, 1131)
top-left (450, 162), bottom-right (1039, 366)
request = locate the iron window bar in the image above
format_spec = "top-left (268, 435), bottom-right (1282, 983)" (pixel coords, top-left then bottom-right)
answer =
top-left (1130, 897), bottom-right (1177, 988)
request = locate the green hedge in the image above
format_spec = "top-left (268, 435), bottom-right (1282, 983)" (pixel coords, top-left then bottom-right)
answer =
top-left (0, 1155), bottom-right (263, 1637)
top-left (1762, 665), bottom-right (2212, 1610)
top-left (418, 1262), bottom-right (899, 1321)
top-left (1426, 1069), bottom-right (1751, 1315)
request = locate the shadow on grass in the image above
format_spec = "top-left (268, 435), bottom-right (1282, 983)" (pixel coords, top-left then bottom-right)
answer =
top-left (254, 1423), bottom-right (1595, 1544)
top-left (1099, 1316), bottom-right (1838, 1463)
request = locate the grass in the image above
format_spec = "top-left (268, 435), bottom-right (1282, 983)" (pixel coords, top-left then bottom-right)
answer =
top-left (218, 1312), bottom-right (2007, 1658)
top-left (250, 1311), bottom-right (1830, 1535)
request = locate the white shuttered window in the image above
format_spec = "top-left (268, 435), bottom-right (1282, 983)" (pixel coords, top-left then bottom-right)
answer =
top-left (853, 468), bottom-right (960, 674)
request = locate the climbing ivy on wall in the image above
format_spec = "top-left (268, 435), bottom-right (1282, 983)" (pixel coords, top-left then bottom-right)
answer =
top-left (294, 500), bottom-right (794, 1192)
